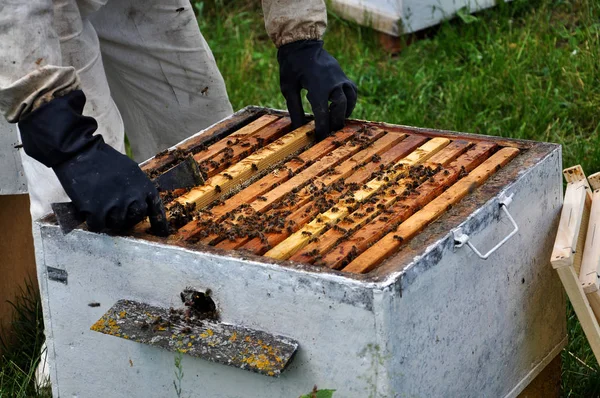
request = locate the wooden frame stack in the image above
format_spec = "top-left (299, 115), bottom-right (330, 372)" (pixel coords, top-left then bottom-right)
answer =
top-left (137, 112), bottom-right (523, 275)
top-left (551, 166), bottom-right (600, 361)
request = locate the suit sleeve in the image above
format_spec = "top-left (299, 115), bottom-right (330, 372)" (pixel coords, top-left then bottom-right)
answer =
top-left (0, 1), bottom-right (80, 123)
top-left (261, 0), bottom-right (327, 47)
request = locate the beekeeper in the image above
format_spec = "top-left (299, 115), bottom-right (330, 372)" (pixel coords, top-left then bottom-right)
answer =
top-left (0, 0), bottom-right (357, 232)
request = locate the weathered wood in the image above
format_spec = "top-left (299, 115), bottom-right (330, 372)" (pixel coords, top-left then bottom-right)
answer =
top-left (345, 135), bottom-right (428, 185)
top-left (315, 131), bottom-right (406, 189)
top-left (264, 138), bottom-right (451, 260)
top-left (315, 142), bottom-right (494, 268)
top-left (205, 129), bottom-right (389, 247)
top-left (552, 167), bottom-right (600, 364)
top-left (296, 142), bottom-right (493, 266)
top-left (589, 172), bottom-right (600, 191)
top-left (343, 147), bottom-right (520, 273)
top-left (555, 265), bottom-right (600, 364)
top-left (240, 135), bottom-right (432, 254)
top-left (247, 129), bottom-right (387, 214)
top-left (425, 140), bottom-right (473, 165)
top-left (177, 127), bottom-right (360, 241)
top-left (90, 299), bottom-right (298, 377)
top-left (193, 114), bottom-right (280, 163)
top-left (290, 140), bottom-right (476, 263)
top-left (215, 132), bottom-right (404, 250)
top-left (551, 181), bottom-right (591, 272)
top-left (194, 128), bottom-right (385, 246)
top-left (171, 122), bottom-right (315, 212)
top-left (198, 117), bottom-right (291, 177)
top-left (580, 189), bottom-right (600, 294)
top-left (563, 165), bottom-right (592, 194)
top-left (241, 137), bottom-right (429, 253)
top-left (241, 201), bottom-right (324, 255)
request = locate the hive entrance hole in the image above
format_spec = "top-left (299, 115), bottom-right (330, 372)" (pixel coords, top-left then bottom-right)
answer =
top-left (180, 288), bottom-right (218, 320)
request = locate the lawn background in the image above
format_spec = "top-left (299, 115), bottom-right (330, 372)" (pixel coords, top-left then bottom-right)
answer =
top-left (1, 0), bottom-right (599, 396)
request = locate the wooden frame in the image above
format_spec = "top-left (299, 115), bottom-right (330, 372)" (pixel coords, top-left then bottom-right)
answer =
top-left (550, 166), bottom-right (600, 362)
top-left (132, 114), bottom-right (529, 275)
top-left (345, 147), bottom-right (520, 273)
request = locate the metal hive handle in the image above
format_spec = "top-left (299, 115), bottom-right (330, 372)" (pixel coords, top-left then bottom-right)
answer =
top-left (452, 192), bottom-right (519, 260)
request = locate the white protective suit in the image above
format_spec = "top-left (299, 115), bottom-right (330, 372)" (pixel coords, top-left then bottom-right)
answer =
top-left (0, 0), bottom-right (327, 220)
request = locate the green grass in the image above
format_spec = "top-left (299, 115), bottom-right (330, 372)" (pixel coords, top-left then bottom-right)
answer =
top-left (0, 281), bottom-right (50, 398)
top-left (2, 0), bottom-right (599, 396)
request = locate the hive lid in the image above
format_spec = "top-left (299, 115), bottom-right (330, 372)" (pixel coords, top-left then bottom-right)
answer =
top-left (42, 107), bottom-right (558, 281)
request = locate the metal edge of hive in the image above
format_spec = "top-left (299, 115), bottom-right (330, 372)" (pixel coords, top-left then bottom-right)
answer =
top-left (35, 107), bottom-right (560, 288)
top-left (370, 141), bottom-right (562, 288)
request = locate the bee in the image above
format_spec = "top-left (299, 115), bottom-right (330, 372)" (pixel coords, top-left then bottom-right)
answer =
top-left (257, 196), bottom-right (267, 201)
top-left (201, 87), bottom-right (209, 96)
top-left (223, 173), bottom-right (233, 180)
top-left (305, 249), bottom-right (320, 257)
top-left (301, 231), bottom-right (313, 236)
top-left (393, 235), bottom-right (404, 242)
top-left (333, 224), bottom-right (347, 233)
top-left (181, 326), bottom-right (192, 334)
top-left (251, 163), bottom-right (259, 171)
top-left (215, 185), bottom-right (222, 193)
top-left (88, 302), bottom-right (101, 307)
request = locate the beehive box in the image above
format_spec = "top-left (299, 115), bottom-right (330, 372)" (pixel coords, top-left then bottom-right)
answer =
top-left (330, 0), bottom-right (509, 36)
top-left (35, 107), bottom-right (565, 397)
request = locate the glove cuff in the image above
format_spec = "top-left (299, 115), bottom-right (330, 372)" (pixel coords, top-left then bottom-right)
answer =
top-left (18, 90), bottom-right (101, 168)
top-left (277, 40), bottom-right (323, 63)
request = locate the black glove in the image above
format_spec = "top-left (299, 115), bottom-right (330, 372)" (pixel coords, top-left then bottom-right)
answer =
top-left (18, 90), bottom-right (168, 235)
top-left (278, 40), bottom-right (358, 141)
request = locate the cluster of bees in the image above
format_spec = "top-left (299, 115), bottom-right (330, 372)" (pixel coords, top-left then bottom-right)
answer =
top-left (153, 123), bottom-right (467, 268)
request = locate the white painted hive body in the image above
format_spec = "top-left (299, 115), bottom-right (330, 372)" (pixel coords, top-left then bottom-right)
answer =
top-left (35, 107), bottom-right (565, 398)
top-left (330, 0), bottom-right (510, 36)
